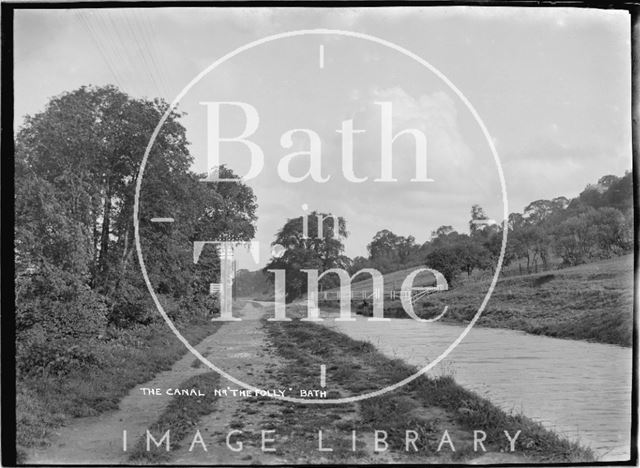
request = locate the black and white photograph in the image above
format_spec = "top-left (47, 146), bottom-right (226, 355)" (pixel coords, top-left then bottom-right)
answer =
top-left (4, 3), bottom-right (637, 466)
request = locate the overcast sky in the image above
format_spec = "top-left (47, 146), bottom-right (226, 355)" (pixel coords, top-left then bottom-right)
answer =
top-left (14, 7), bottom-right (632, 269)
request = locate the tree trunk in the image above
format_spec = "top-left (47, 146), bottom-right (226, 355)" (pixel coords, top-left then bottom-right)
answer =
top-left (98, 183), bottom-right (112, 275)
top-left (112, 227), bottom-right (133, 294)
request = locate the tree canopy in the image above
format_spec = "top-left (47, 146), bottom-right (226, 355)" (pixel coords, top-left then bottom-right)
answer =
top-left (264, 211), bottom-right (348, 300)
top-left (15, 85), bottom-right (257, 375)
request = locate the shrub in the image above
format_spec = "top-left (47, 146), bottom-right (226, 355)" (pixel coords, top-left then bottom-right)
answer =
top-left (106, 280), bottom-right (154, 327)
top-left (17, 332), bottom-right (101, 376)
top-left (16, 267), bottom-right (107, 377)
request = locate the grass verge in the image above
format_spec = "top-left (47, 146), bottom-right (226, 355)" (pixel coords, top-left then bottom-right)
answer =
top-left (16, 314), bottom-right (220, 461)
top-left (261, 311), bottom-right (594, 464)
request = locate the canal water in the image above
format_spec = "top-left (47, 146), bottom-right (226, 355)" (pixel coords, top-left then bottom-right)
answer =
top-left (322, 315), bottom-right (632, 461)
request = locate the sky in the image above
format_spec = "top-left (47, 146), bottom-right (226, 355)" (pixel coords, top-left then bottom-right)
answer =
top-left (14, 7), bottom-right (632, 269)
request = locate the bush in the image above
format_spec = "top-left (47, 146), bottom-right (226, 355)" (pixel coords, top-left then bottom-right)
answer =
top-left (178, 293), bottom-right (220, 321)
top-left (17, 268), bottom-right (107, 336)
top-left (16, 267), bottom-right (108, 377)
top-left (17, 333), bottom-right (101, 376)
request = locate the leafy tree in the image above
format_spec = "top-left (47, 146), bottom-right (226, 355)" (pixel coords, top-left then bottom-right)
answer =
top-left (523, 199), bottom-right (556, 225)
top-left (507, 213), bottom-right (525, 231)
top-left (15, 160), bottom-right (92, 277)
top-left (430, 227), bottom-right (462, 248)
top-left (366, 229), bottom-right (419, 273)
top-left (481, 228), bottom-right (515, 274)
top-left (602, 172), bottom-right (632, 212)
top-left (514, 225), bottom-right (549, 272)
top-left (15, 161), bottom-right (108, 374)
top-left (469, 204), bottom-right (489, 234)
top-left (577, 186), bottom-right (604, 210)
top-left (425, 246), bottom-right (463, 285)
top-left (425, 234), bottom-right (490, 284)
top-left (552, 214), bottom-right (592, 265)
top-left (348, 256), bottom-right (372, 275)
top-left (553, 207), bottom-right (631, 265)
top-left (431, 225), bottom-right (454, 239)
top-left (598, 174), bottom-right (620, 188)
top-left (264, 212), bottom-right (348, 300)
top-left (456, 237), bottom-right (491, 277)
top-left (16, 85), bottom-right (257, 328)
top-left (17, 86), bottom-right (189, 289)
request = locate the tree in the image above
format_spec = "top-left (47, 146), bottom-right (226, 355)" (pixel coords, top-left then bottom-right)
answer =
top-left (425, 246), bottom-right (463, 285)
top-left (552, 215), bottom-right (592, 266)
top-left (17, 86), bottom-right (190, 285)
top-left (264, 212), bottom-right (349, 300)
top-left (16, 85), bottom-right (258, 327)
top-left (588, 207), bottom-right (630, 255)
top-left (15, 159), bottom-right (93, 278)
top-left (430, 226), bottom-right (462, 249)
top-left (367, 229), bottom-right (401, 259)
top-left (508, 213), bottom-right (525, 231)
top-left (456, 237), bottom-right (491, 277)
top-left (366, 229), bottom-right (419, 273)
top-left (598, 174), bottom-right (620, 188)
top-left (553, 207), bottom-right (631, 265)
top-left (523, 199), bottom-right (556, 225)
top-left (469, 204), bottom-right (489, 234)
top-left (431, 225), bottom-right (454, 239)
top-left (348, 256), bottom-right (372, 275)
top-left (18, 86), bottom-right (191, 284)
top-left (602, 171), bottom-right (632, 212)
top-left (481, 228), bottom-right (514, 274)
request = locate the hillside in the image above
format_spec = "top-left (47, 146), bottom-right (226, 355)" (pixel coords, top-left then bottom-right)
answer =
top-left (419, 254), bottom-right (634, 346)
top-left (313, 255), bottom-right (633, 347)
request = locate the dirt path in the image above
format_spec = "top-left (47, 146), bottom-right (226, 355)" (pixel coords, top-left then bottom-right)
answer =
top-left (168, 300), bottom-right (286, 465)
top-left (27, 302), bottom-right (263, 465)
top-left (27, 301), bottom-right (531, 465)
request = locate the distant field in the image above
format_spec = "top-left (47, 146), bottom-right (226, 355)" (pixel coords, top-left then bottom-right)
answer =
top-left (419, 254), bottom-right (634, 347)
top-left (247, 267), bottom-right (439, 302)
top-left (323, 267), bottom-right (438, 297)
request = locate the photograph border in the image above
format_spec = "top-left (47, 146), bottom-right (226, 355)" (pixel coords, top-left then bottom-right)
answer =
top-left (2, 1), bottom-right (637, 467)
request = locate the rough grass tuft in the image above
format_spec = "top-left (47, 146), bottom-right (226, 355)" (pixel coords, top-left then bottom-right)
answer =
top-left (264, 314), bottom-right (594, 463)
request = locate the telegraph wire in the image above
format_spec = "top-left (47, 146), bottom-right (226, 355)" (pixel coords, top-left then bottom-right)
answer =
top-left (78, 10), bottom-right (125, 90)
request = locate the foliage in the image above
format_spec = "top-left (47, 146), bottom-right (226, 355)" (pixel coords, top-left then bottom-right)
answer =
top-left (425, 245), bottom-right (463, 284)
top-left (264, 211), bottom-right (349, 300)
top-left (15, 85), bottom-right (256, 372)
top-left (346, 171), bottom-right (632, 287)
top-left (553, 207), bottom-right (631, 266)
top-left (366, 229), bottom-right (421, 273)
top-left (16, 265), bottom-right (107, 377)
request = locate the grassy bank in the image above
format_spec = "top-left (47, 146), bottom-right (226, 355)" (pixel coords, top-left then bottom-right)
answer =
top-left (418, 255), bottom-right (633, 347)
top-left (16, 312), bottom-right (220, 460)
top-left (260, 310), bottom-right (594, 464)
top-left (337, 255), bottom-right (633, 346)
